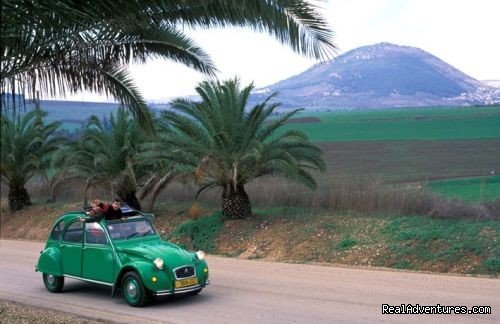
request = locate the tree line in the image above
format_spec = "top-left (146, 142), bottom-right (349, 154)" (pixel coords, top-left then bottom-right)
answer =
top-left (1, 78), bottom-right (326, 218)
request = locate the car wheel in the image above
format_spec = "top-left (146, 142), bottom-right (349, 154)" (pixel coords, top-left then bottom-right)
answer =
top-left (122, 272), bottom-right (147, 307)
top-left (43, 273), bottom-right (64, 293)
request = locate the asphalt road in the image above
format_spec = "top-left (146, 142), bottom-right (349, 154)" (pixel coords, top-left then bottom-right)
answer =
top-left (0, 239), bottom-right (499, 323)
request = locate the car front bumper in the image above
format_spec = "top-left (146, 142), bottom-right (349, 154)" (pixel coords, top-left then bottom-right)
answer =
top-left (153, 279), bottom-right (210, 296)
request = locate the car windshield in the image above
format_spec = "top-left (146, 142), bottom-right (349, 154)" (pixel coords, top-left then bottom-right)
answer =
top-left (106, 218), bottom-right (156, 241)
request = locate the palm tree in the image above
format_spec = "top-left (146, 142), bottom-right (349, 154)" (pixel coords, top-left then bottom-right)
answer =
top-left (1, 110), bottom-right (63, 211)
top-left (163, 78), bottom-right (326, 218)
top-left (136, 115), bottom-right (197, 211)
top-left (1, 1), bottom-right (336, 132)
top-left (63, 108), bottom-right (145, 210)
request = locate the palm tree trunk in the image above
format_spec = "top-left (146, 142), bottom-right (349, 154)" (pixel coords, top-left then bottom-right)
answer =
top-left (8, 183), bottom-right (32, 211)
top-left (117, 190), bottom-right (142, 211)
top-left (221, 184), bottom-right (252, 219)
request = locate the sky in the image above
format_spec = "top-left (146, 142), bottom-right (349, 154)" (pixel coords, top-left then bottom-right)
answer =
top-left (66, 0), bottom-right (500, 102)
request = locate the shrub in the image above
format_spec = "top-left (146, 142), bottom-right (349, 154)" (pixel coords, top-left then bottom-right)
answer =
top-left (338, 235), bottom-right (356, 249)
top-left (169, 212), bottom-right (224, 253)
top-left (484, 258), bottom-right (500, 273)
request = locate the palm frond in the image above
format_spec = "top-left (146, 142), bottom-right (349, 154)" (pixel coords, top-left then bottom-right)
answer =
top-left (163, 78), bottom-right (326, 193)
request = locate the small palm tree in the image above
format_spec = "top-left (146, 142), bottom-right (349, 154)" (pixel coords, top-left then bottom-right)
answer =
top-left (1, 110), bottom-right (63, 211)
top-left (2, 1), bottom-right (336, 132)
top-left (63, 108), bottom-right (145, 210)
top-left (163, 78), bottom-right (326, 218)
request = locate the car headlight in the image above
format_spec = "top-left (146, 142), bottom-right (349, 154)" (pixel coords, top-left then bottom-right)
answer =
top-left (195, 250), bottom-right (205, 260)
top-left (153, 257), bottom-right (164, 269)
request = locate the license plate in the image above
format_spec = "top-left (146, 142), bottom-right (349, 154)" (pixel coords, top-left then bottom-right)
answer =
top-left (175, 277), bottom-right (198, 288)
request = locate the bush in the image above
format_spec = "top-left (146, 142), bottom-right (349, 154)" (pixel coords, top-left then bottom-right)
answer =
top-left (338, 235), bottom-right (356, 249)
top-left (484, 258), bottom-right (500, 273)
top-left (169, 212), bottom-right (224, 253)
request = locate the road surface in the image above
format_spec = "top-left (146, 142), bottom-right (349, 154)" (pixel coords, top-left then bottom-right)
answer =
top-left (0, 239), bottom-right (498, 323)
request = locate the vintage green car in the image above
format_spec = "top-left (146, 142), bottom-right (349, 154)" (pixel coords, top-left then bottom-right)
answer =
top-left (36, 208), bottom-right (209, 307)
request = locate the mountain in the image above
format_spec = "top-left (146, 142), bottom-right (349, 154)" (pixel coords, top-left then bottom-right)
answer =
top-left (254, 43), bottom-right (500, 109)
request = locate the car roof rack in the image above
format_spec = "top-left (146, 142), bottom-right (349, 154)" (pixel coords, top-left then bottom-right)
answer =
top-left (120, 204), bottom-right (139, 216)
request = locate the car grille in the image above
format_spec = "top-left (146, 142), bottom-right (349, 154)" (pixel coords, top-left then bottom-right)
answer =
top-left (175, 266), bottom-right (195, 279)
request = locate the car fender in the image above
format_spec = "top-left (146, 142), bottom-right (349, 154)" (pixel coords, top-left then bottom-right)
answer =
top-left (112, 261), bottom-right (172, 296)
top-left (36, 246), bottom-right (63, 275)
top-left (194, 259), bottom-right (210, 283)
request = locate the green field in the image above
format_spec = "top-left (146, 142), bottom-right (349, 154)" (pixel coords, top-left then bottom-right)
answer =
top-left (428, 176), bottom-right (500, 202)
top-left (281, 106), bottom-right (500, 142)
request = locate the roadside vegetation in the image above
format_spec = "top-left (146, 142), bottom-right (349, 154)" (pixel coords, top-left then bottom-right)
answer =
top-left (1, 201), bottom-right (498, 275)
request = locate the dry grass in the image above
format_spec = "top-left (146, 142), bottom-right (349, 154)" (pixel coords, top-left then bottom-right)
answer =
top-left (244, 177), bottom-right (498, 220)
top-left (187, 202), bottom-right (206, 219)
top-left (3, 169), bottom-right (498, 221)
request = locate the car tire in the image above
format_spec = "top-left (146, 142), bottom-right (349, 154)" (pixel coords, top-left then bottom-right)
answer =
top-left (43, 273), bottom-right (64, 293)
top-left (122, 271), bottom-right (147, 307)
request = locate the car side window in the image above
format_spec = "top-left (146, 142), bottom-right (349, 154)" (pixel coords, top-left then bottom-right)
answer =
top-left (85, 223), bottom-right (108, 245)
top-left (62, 221), bottom-right (84, 243)
top-left (50, 220), bottom-right (66, 241)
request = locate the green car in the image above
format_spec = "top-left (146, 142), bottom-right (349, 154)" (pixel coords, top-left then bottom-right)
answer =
top-left (36, 208), bottom-right (209, 307)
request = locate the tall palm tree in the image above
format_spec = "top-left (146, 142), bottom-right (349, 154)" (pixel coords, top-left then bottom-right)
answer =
top-left (1, 110), bottom-right (63, 211)
top-left (63, 108), bottom-right (145, 210)
top-left (163, 78), bottom-right (326, 218)
top-left (1, 1), bottom-right (336, 132)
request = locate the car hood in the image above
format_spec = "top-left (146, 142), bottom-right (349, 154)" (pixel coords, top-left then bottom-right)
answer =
top-left (115, 240), bottom-right (196, 269)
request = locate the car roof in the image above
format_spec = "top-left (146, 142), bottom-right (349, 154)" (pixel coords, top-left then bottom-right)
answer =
top-left (54, 211), bottom-right (85, 223)
top-left (52, 207), bottom-right (153, 224)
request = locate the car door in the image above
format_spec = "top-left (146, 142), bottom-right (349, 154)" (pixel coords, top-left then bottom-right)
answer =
top-left (61, 220), bottom-right (84, 277)
top-left (82, 222), bottom-right (115, 283)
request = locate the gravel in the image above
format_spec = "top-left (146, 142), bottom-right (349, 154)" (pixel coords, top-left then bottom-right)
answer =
top-left (0, 299), bottom-right (107, 324)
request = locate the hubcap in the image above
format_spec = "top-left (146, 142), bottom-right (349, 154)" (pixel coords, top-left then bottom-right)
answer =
top-left (47, 274), bottom-right (55, 285)
top-left (126, 281), bottom-right (137, 298)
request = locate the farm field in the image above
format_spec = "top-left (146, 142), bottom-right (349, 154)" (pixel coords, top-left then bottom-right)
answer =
top-left (318, 139), bottom-right (499, 183)
top-left (279, 106), bottom-right (500, 202)
top-left (429, 176), bottom-right (500, 202)
top-left (280, 106), bottom-right (500, 142)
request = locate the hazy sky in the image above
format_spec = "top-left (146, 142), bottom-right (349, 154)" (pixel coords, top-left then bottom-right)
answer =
top-left (68, 0), bottom-right (500, 102)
